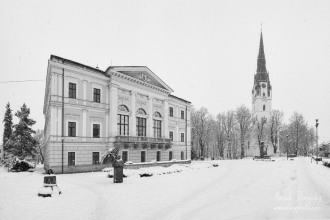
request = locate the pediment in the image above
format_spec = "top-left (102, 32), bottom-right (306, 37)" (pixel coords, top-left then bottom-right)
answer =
top-left (107, 66), bottom-right (173, 93)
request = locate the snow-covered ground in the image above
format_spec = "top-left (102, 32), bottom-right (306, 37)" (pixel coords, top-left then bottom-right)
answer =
top-left (1, 158), bottom-right (330, 220)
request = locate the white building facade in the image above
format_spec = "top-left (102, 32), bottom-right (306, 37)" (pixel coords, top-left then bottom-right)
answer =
top-left (43, 55), bottom-right (192, 173)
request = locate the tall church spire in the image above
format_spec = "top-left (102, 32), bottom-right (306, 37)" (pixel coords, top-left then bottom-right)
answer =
top-left (257, 30), bottom-right (267, 74)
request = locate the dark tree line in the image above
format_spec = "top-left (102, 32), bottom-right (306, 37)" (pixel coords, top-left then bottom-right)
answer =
top-left (2, 103), bottom-right (43, 163)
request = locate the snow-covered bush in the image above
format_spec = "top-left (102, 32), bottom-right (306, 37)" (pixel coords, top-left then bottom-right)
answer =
top-left (323, 159), bottom-right (330, 168)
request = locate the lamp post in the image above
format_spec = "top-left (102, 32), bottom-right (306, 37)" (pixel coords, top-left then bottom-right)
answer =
top-left (316, 119), bottom-right (319, 164)
top-left (286, 135), bottom-right (288, 160)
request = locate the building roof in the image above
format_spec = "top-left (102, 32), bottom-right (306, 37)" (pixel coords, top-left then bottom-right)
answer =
top-left (254, 31), bottom-right (270, 83)
top-left (169, 94), bottom-right (191, 104)
top-left (49, 55), bottom-right (190, 104)
top-left (50, 55), bottom-right (106, 76)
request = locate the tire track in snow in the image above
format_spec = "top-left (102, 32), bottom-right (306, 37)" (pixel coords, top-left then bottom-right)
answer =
top-left (60, 173), bottom-right (108, 220)
top-left (158, 160), bottom-right (281, 220)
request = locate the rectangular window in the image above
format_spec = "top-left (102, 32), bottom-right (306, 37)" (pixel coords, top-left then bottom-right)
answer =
top-left (153, 120), bottom-right (161, 138)
top-left (68, 152), bottom-right (75, 166)
top-left (157, 151), bottom-right (161, 161)
top-left (181, 110), bottom-right (184, 119)
top-left (169, 107), bottom-right (173, 117)
top-left (169, 151), bottom-right (173, 161)
top-left (93, 88), bottom-right (101, 103)
top-left (122, 151), bottom-right (128, 163)
top-left (69, 83), bottom-right (76, 99)
top-left (181, 151), bottom-right (184, 160)
top-left (68, 122), bottom-right (76, 137)
top-left (117, 114), bottom-right (129, 136)
top-left (92, 152), bottom-right (99, 164)
top-left (169, 131), bottom-right (173, 141)
top-left (93, 124), bottom-right (100, 138)
top-left (136, 117), bottom-right (146, 137)
top-left (141, 151), bottom-right (146, 163)
top-left (181, 133), bottom-right (184, 142)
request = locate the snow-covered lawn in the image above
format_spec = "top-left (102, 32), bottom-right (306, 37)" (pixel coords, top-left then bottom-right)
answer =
top-left (1, 158), bottom-right (330, 220)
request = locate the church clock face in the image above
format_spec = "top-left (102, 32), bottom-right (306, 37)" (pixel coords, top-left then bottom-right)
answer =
top-left (262, 83), bottom-right (266, 88)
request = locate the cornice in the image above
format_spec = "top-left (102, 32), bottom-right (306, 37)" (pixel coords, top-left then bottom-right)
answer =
top-left (110, 71), bottom-right (171, 95)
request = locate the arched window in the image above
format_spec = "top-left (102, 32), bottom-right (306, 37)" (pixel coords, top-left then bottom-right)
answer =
top-left (263, 105), bottom-right (266, 111)
top-left (136, 108), bottom-right (147, 137)
top-left (153, 111), bottom-right (162, 117)
top-left (118, 105), bottom-right (129, 112)
top-left (137, 108), bottom-right (147, 115)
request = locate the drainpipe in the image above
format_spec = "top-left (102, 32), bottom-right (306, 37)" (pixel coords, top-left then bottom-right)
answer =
top-left (62, 68), bottom-right (64, 174)
top-left (185, 105), bottom-right (188, 160)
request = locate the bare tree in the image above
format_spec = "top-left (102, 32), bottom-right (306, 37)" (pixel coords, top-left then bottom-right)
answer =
top-left (235, 105), bottom-right (252, 158)
top-left (191, 107), bottom-right (214, 159)
top-left (289, 112), bottom-right (305, 156)
top-left (268, 110), bottom-right (284, 153)
top-left (222, 110), bottom-right (235, 159)
top-left (214, 113), bottom-right (226, 158)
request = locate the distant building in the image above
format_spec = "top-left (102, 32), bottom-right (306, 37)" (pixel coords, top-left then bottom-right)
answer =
top-left (246, 30), bottom-right (273, 157)
top-left (43, 55), bottom-right (192, 173)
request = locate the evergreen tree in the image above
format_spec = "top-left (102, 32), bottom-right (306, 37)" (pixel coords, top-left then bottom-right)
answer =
top-left (2, 102), bottom-right (13, 150)
top-left (5, 103), bottom-right (37, 158)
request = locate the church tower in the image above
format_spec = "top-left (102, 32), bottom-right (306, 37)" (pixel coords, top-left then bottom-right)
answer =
top-left (252, 30), bottom-right (272, 122)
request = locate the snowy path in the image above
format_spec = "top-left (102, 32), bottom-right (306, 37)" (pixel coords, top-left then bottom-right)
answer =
top-left (1, 158), bottom-right (330, 220)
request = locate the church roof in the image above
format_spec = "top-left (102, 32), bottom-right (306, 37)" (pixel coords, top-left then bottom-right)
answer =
top-left (254, 31), bottom-right (270, 83)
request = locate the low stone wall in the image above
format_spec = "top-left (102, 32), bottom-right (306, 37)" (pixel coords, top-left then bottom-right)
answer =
top-left (124, 160), bottom-right (191, 169)
top-left (45, 160), bottom-right (191, 174)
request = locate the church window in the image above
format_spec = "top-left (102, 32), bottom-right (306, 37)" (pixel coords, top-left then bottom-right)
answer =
top-left (263, 92), bottom-right (265, 97)
top-left (263, 105), bottom-right (266, 111)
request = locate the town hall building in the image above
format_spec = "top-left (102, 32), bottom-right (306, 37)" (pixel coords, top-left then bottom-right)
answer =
top-left (43, 55), bottom-right (192, 173)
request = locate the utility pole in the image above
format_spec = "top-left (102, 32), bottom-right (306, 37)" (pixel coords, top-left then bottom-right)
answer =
top-left (286, 135), bottom-right (288, 160)
top-left (316, 119), bottom-right (319, 164)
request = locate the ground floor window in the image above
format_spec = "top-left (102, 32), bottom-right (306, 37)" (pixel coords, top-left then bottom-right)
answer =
top-left (141, 151), bottom-right (146, 162)
top-left (122, 151), bottom-right (128, 162)
top-left (92, 152), bottom-right (99, 164)
top-left (153, 120), bottom-right (161, 138)
top-left (157, 151), bottom-right (161, 161)
top-left (93, 124), bottom-right (100, 138)
top-left (68, 152), bottom-right (75, 166)
top-left (181, 151), bottom-right (184, 160)
top-left (68, 122), bottom-right (76, 137)
top-left (169, 131), bottom-right (173, 141)
top-left (169, 151), bottom-right (173, 161)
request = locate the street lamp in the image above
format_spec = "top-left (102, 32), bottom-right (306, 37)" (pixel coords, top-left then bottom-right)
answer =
top-left (316, 119), bottom-right (319, 164)
top-left (286, 135), bottom-right (289, 160)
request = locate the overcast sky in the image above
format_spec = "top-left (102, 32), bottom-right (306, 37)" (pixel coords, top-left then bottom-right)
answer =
top-left (1, 0), bottom-right (330, 143)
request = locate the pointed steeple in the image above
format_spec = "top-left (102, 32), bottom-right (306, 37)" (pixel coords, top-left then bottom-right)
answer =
top-left (257, 30), bottom-right (267, 74)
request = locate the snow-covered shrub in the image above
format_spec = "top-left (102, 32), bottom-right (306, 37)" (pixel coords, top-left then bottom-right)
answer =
top-left (10, 157), bottom-right (35, 172)
top-left (323, 159), bottom-right (330, 168)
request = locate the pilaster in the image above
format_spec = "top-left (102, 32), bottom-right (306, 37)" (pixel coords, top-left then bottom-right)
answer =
top-left (148, 96), bottom-right (153, 137)
top-left (109, 83), bottom-right (119, 137)
top-left (83, 80), bottom-right (87, 105)
top-left (131, 91), bottom-right (137, 136)
top-left (163, 99), bottom-right (169, 138)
